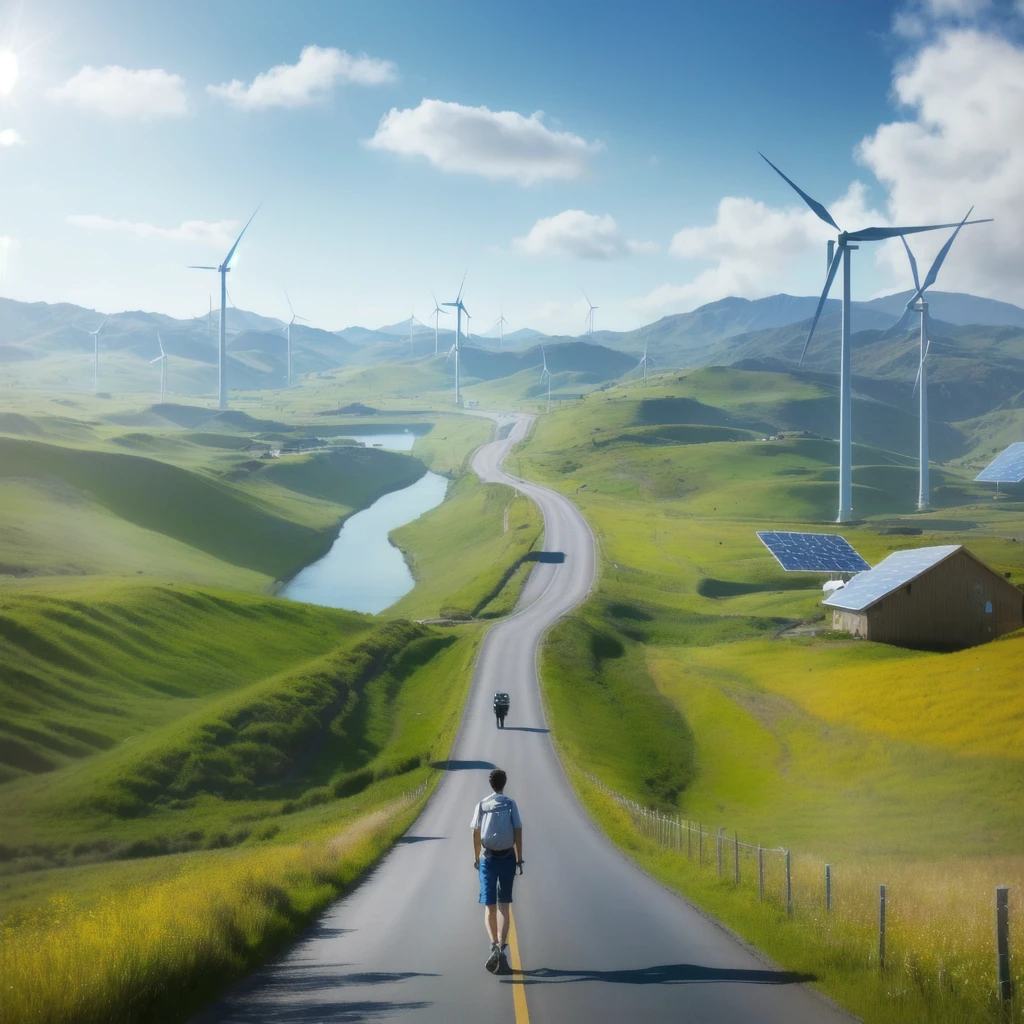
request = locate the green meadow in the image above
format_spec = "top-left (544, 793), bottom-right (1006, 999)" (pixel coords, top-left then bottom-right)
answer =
top-left (517, 366), bottom-right (1024, 1023)
top-left (0, 381), bottom-right (513, 1023)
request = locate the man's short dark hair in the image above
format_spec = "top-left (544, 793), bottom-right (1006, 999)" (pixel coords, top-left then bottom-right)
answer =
top-left (489, 768), bottom-right (507, 792)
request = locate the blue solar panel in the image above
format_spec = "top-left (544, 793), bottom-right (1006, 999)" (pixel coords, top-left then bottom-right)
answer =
top-left (824, 545), bottom-right (960, 612)
top-left (975, 443), bottom-right (1024, 483)
top-left (757, 532), bottom-right (870, 573)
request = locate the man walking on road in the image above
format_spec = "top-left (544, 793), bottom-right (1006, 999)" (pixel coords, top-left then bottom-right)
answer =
top-left (471, 768), bottom-right (523, 974)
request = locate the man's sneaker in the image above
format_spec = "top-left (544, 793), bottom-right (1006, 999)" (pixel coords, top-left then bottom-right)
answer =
top-left (497, 945), bottom-right (512, 974)
top-left (485, 942), bottom-right (501, 973)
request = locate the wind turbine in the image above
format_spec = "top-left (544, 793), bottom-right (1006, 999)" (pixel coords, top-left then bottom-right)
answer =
top-left (441, 274), bottom-right (469, 405)
top-left (430, 292), bottom-right (448, 355)
top-left (582, 291), bottom-right (598, 336)
top-left (207, 294), bottom-right (213, 336)
top-left (635, 323), bottom-right (651, 386)
top-left (493, 304), bottom-right (509, 350)
top-left (760, 153), bottom-right (990, 522)
top-left (149, 332), bottom-right (167, 404)
top-left (282, 290), bottom-right (308, 387)
top-left (188, 206), bottom-right (260, 410)
top-left (889, 209), bottom-right (980, 511)
top-left (88, 314), bottom-right (109, 394)
top-left (539, 346), bottom-right (552, 412)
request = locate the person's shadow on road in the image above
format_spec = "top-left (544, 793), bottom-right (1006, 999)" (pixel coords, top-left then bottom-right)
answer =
top-left (507, 964), bottom-right (816, 986)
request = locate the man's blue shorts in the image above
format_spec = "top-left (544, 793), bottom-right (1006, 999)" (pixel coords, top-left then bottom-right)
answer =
top-left (478, 850), bottom-right (516, 905)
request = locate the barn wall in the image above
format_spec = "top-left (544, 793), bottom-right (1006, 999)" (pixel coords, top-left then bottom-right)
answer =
top-left (863, 550), bottom-right (1023, 649)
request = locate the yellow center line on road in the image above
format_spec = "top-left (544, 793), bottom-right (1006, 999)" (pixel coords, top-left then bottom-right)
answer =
top-left (507, 908), bottom-right (531, 1024)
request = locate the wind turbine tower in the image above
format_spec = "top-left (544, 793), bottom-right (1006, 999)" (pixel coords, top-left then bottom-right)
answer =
top-left (890, 210), bottom-right (980, 510)
top-left (760, 154), bottom-right (989, 523)
top-left (635, 324), bottom-right (651, 386)
top-left (430, 292), bottom-right (448, 355)
top-left (150, 332), bottom-right (167, 404)
top-left (441, 275), bottom-right (469, 406)
top-left (283, 291), bottom-right (308, 387)
top-left (539, 346), bottom-right (552, 413)
top-left (583, 291), bottom-right (598, 336)
top-left (494, 304), bottom-right (509, 350)
top-left (188, 206), bottom-right (260, 409)
top-left (88, 314), bottom-right (109, 394)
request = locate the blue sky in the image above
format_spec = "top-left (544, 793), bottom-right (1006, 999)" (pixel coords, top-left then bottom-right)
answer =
top-left (1, 0), bottom-right (1022, 334)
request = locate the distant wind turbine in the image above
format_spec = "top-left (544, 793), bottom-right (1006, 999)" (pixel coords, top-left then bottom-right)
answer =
top-left (430, 292), bottom-right (448, 355)
top-left (582, 291), bottom-right (598, 336)
top-left (88, 314), bottom-right (109, 394)
top-left (441, 274), bottom-right (469, 405)
top-left (760, 152), bottom-right (990, 522)
top-left (494, 304), bottom-right (509, 350)
top-left (282, 290), bottom-right (308, 387)
top-left (149, 332), bottom-right (167, 404)
top-left (635, 323), bottom-right (651, 386)
top-left (890, 209), bottom-right (982, 510)
top-left (188, 206), bottom-right (260, 409)
top-left (539, 346), bottom-right (552, 413)
top-left (407, 312), bottom-right (427, 357)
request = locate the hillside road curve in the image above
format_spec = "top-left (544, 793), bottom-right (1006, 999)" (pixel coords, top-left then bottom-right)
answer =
top-left (195, 412), bottom-right (852, 1024)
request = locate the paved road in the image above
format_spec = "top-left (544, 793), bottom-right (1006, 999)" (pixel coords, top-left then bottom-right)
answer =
top-left (197, 413), bottom-right (850, 1024)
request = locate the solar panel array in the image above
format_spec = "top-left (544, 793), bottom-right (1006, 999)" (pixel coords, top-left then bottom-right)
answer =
top-left (975, 442), bottom-right (1024, 483)
top-left (756, 531), bottom-right (870, 573)
top-left (823, 545), bottom-right (961, 612)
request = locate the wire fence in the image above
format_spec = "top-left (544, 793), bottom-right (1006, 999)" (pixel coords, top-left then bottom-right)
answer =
top-left (583, 771), bottom-right (1022, 1017)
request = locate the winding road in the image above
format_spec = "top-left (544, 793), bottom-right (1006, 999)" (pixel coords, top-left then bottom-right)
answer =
top-left (196, 413), bottom-right (851, 1024)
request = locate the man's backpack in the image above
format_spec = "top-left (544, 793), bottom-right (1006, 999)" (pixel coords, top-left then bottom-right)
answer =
top-left (478, 794), bottom-right (515, 851)
top-left (493, 692), bottom-right (510, 711)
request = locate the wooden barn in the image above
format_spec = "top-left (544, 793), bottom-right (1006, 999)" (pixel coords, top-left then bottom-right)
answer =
top-left (822, 544), bottom-right (1023, 650)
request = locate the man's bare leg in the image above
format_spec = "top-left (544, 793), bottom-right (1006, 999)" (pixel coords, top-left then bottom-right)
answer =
top-left (497, 903), bottom-right (511, 946)
top-left (485, 904), bottom-right (498, 944)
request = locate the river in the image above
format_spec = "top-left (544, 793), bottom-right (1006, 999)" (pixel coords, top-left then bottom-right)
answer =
top-left (280, 469), bottom-right (448, 613)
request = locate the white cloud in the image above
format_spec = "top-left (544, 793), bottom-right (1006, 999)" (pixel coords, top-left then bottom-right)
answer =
top-left (636, 184), bottom-right (883, 316)
top-left (925, 0), bottom-right (990, 16)
top-left (48, 66), bottom-right (187, 118)
top-left (365, 99), bottom-right (602, 185)
top-left (0, 128), bottom-right (23, 146)
top-left (858, 28), bottom-right (1024, 302)
top-left (513, 210), bottom-right (656, 259)
top-left (207, 45), bottom-right (396, 110)
top-left (67, 215), bottom-right (237, 248)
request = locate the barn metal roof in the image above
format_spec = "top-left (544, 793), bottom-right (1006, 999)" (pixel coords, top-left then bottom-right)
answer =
top-left (822, 545), bottom-right (962, 613)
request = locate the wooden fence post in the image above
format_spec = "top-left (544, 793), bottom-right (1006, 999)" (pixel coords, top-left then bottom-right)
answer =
top-left (826, 864), bottom-right (832, 913)
top-left (687, 819), bottom-right (692, 859)
top-left (716, 828), bottom-right (723, 877)
top-left (758, 845), bottom-right (764, 902)
top-left (996, 886), bottom-right (1011, 1005)
top-left (879, 884), bottom-right (887, 971)
top-left (699, 823), bottom-right (703, 867)
top-left (734, 833), bottom-right (740, 886)
top-left (785, 850), bottom-right (792, 917)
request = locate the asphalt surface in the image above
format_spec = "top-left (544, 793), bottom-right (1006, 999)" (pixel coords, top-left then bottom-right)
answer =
top-left (196, 413), bottom-right (851, 1024)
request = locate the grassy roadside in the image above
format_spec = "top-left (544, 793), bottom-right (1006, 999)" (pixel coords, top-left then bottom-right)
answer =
top-left (388, 473), bottom-right (543, 621)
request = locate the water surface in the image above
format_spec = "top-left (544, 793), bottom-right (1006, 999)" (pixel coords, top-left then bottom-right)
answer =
top-left (282, 471), bottom-right (448, 613)
top-left (342, 432), bottom-right (417, 451)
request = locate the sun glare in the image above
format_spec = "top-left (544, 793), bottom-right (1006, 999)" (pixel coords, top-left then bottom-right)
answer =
top-left (0, 50), bottom-right (19, 96)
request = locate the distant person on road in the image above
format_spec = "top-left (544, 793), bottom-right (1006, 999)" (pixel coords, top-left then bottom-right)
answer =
top-left (493, 692), bottom-right (510, 729)
top-left (471, 767), bottom-right (523, 974)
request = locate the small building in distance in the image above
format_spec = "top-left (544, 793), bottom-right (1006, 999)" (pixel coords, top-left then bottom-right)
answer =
top-left (823, 544), bottom-right (1023, 650)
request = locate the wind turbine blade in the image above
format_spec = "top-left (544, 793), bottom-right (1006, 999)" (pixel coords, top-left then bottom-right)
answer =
top-left (224, 204), bottom-right (261, 268)
top-left (295, 314), bottom-right (309, 322)
top-left (100, 314), bottom-right (110, 330)
top-left (798, 244), bottom-right (843, 370)
top-left (158, 332), bottom-right (165, 358)
top-left (759, 153), bottom-right (840, 230)
top-left (848, 218), bottom-right (991, 243)
top-left (918, 207), bottom-right (977, 297)
top-left (284, 289), bottom-right (294, 317)
top-left (150, 356), bottom-right (162, 364)
top-left (188, 265), bottom-right (218, 270)
top-left (888, 306), bottom-right (914, 336)
top-left (456, 271), bottom-right (467, 302)
top-left (900, 236), bottom-right (921, 295)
